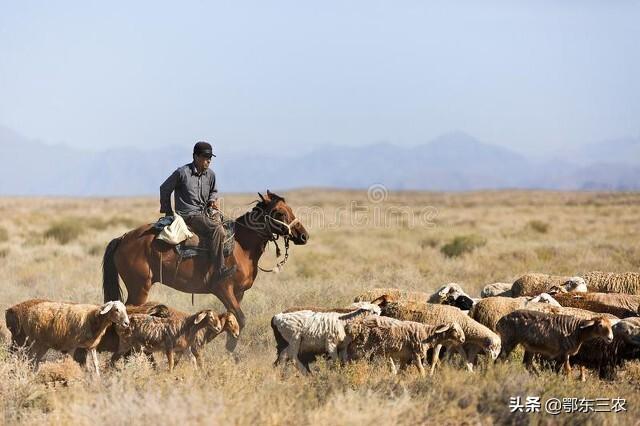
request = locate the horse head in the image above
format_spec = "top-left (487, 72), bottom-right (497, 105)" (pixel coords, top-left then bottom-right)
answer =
top-left (257, 190), bottom-right (309, 245)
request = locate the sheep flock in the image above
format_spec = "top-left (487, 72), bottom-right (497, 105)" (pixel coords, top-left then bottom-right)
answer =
top-left (5, 270), bottom-right (640, 383)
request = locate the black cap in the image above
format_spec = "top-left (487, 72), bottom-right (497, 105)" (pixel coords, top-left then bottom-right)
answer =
top-left (193, 141), bottom-right (216, 157)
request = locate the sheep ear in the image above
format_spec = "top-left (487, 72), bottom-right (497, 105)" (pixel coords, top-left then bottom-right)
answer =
top-left (435, 324), bottom-right (450, 334)
top-left (580, 320), bottom-right (595, 329)
top-left (194, 311), bottom-right (208, 324)
top-left (370, 295), bottom-right (390, 306)
top-left (100, 302), bottom-right (114, 315)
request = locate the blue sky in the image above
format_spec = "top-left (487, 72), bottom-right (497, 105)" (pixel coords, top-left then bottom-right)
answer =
top-left (1, 1), bottom-right (638, 156)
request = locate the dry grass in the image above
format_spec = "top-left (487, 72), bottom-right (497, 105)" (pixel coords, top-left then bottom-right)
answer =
top-left (1, 190), bottom-right (640, 425)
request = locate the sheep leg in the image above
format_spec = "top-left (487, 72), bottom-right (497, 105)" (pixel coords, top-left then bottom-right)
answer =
top-left (389, 358), bottom-right (398, 375)
top-left (523, 351), bottom-right (535, 372)
top-left (415, 354), bottom-right (426, 377)
top-left (28, 344), bottom-right (48, 367)
top-left (89, 348), bottom-right (101, 377)
top-left (192, 348), bottom-right (205, 369)
top-left (430, 344), bottom-right (443, 376)
top-left (466, 346), bottom-right (480, 371)
top-left (166, 350), bottom-right (175, 372)
top-left (453, 346), bottom-right (473, 372)
top-left (73, 348), bottom-right (88, 366)
top-left (286, 337), bottom-right (308, 375)
top-left (326, 342), bottom-right (339, 364)
top-left (579, 366), bottom-right (586, 382)
top-left (563, 355), bottom-right (572, 378)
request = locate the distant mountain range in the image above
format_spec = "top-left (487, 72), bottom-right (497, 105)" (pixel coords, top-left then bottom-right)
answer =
top-left (1, 126), bottom-right (639, 195)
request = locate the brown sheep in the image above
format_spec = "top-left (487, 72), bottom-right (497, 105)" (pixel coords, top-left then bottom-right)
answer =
top-left (375, 297), bottom-right (501, 372)
top-left (511, 273), bottom-right (576, 297)
top-left (116, 309), bottom-right (223, 371)
top-left (344, 316), bottom-right (465, 376)
top-left (552, 292), bottom-right (640, 318)
top-left (496, 310), bottom-right (614, 379)
top-left (5, 299), bottom-right (129, 376)
top-left (583, 272), bottom-right (640, 295)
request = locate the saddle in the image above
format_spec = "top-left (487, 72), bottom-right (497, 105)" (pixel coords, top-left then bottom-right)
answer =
top-left (152, 215), bottom-right (235, 259)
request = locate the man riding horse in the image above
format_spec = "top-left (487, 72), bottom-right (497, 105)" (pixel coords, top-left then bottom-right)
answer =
top-left (159, 141), bottom-right (236, 286)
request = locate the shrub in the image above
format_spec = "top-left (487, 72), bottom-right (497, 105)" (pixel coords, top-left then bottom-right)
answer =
top-left (440, 234), bottom-right (486, 258)
top-left (0, 226), bottom-right (7, 242)
top-left (44, 219), bottom-right (85, 244)
top-left (528, 220), bottom-right (550, 234)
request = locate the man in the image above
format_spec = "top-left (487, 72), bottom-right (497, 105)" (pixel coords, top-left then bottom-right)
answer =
top-left (160, 141), bottom-right (235, 283)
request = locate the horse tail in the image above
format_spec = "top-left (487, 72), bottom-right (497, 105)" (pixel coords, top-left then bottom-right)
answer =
top-left (103, 236), bottom-right (124, 302)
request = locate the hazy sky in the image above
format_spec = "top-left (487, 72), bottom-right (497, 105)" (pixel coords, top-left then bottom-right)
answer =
top-left (1, 1), bottom-right (638, 156)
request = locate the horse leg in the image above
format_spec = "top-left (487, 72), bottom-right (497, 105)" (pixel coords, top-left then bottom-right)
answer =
top-left (122, 273), bottom-right (153, 306)
top-left (217, 286), bottom-right (246, 352)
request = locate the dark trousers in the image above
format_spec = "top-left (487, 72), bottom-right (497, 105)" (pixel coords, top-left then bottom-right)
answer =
top-left (184, 213), bottom-right (225, 272)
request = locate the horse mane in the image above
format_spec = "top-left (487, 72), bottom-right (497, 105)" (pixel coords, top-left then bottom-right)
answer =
top-left (235, 191), bottom-right (286, 223)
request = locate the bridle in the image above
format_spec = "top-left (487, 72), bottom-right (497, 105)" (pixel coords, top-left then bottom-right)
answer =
top-left (236, 201), bottom-right (301, 273)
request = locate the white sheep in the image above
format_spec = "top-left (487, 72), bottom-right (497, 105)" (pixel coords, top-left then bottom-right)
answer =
top-left (271, 304), bottom-right (380, 374)
top-left (5, 299), bottom-right (129, 376)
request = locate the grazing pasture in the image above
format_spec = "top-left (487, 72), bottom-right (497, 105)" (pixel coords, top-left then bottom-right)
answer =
top-left (1, 190), bottom-right (640, 425)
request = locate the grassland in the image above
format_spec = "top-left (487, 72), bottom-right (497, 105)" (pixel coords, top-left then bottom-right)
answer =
top-left (1, 190), bottom-right (639, 425)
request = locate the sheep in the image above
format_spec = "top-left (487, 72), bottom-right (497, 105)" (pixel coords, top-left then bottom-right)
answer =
top-left (0, 321), bottom-right (11, 347)
top-left (5, 299), bottom-right (129, 376)
top-left (470, 297), bottom-right (537, 331)
top-left (510, 273), bottom-right (586, 297)
top-left (344, 315), bottom-right (465, 376)
top-left (106, 304), bottom-right (239, 368)
top-left (428, 283), bottom-right (476, 311)
top-left (567, 317), bottom-right (640, 380)
top-left (552, 292), bottom-right (640, 318)
top-left (496, 310), bottom-right (614, 379)
top-left (470, 296), bottom-right (615, 332)
top-left (374, 297), bottom-right (501, 372)
top-left (354, 284), bottom-right (475, 311)
top-left (353, 288), bottom-right (429, 304)
top-left (583, 271), bottom-right (640, 295)
top-left (115, 309), bottom-right (223, 371)
top-left (283, 301), bottom-right (383, 314)
top-left (480, 282), bottom-right (513, 298)
top-left (271, 306), bottom-right (378, 374)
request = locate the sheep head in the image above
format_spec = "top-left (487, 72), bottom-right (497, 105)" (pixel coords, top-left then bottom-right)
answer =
top-left (580, 317), bottom-right (614, 344)
top-left (563, 277), bottom-right (588, 293)
top-left (100, 301), bottom-right (129, 329)
top-left (431, 322), bottom-right (466, 346)
top-left (194, 310), bottom-right (223, 334)
top-left (220, 312), bottom-right (240, 338)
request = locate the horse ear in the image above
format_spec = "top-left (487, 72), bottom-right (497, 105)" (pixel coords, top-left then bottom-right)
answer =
top-left (258, 192), bottom-right (265, 202)
top-left (267, 189), bottom-right (272, 195)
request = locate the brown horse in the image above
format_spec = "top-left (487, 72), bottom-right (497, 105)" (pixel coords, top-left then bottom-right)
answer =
top-left (102, 190), bottom-right (308, 351)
